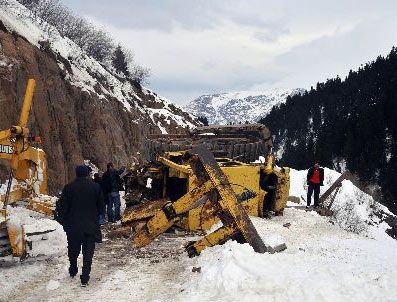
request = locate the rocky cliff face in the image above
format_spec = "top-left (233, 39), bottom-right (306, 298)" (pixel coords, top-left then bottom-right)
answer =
top-left (0, 9), bottom-right (198, 193)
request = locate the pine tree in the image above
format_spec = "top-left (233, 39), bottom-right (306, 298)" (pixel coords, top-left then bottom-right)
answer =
top-left (112, 45), bottom-right (130, 76)
top-left (260, 47), bottom-right (397, 214)
top-left (197, 116), bottom-right (209, 126)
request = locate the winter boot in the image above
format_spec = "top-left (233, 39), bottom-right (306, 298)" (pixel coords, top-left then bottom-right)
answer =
top-left (69, 265), bottom-right (78, 278)
top-left (80, 274), bottom-right (90, 287)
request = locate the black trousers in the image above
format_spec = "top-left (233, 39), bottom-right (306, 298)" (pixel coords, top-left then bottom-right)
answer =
top-left (66, 231), bottom-right (96, 282)
top-left (307, 183), bottom-right (320, 207)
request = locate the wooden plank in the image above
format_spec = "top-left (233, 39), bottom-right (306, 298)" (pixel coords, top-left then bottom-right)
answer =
top-left (319, 171), bottom-right (351, 207)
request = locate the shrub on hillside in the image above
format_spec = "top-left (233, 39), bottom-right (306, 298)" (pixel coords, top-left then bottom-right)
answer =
top-left (332, 191), bottom-right (370, 235)
top-left (6, 0), bottom-right (150, 84)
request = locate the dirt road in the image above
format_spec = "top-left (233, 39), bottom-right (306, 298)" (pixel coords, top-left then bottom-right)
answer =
top-left (2, 227), bottom-right (197, 302)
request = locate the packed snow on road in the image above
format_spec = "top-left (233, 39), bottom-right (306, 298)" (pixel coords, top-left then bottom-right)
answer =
top-left (1, 168), bottom-right (396, 302)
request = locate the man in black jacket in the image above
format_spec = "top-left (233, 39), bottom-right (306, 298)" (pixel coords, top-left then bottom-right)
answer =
top-left (93, 172), bottom-right (107, 225)
top-left (102, 163), bottom-right (123, 222)
top-left (306, 161), bottom-right (324, 208)
top-left (56, 165), bottom-right (104, 287)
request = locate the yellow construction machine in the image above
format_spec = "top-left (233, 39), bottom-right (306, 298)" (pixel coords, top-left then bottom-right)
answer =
top-left (122, 143), bottom-right (290, 256)
top-left (0, 79), bottom-right (53, 258)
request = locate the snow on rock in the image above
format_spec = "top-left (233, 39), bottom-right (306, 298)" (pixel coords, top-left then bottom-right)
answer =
top-left (142, 88), bottom-right (198, 132)
top-left (185, 88), bottom-right (304, 125)
top-left (0, 0), bottom-right (197, 133)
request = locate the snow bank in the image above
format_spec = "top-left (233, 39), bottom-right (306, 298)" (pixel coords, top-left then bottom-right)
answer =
top-left (5, 206), bottom-right (66, 257)
top-left (180, 209), bottom-right (397, 302)
top-left (289, 168), bottom-right (394, 240)
top-left (178, 167), bottom-right (397, 302)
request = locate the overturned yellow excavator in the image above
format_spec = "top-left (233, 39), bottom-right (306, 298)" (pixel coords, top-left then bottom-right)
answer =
top-left (122, 132), bottom-right (290, 256)
top-left (0, 79), bottom-right (53, 258)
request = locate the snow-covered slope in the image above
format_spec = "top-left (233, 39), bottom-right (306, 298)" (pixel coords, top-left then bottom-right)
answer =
top-left (185, 88), bottom-right (304, 125)
top-left (0, 0), bottom-right (197, 133)
top-left (288, 167), bottom-right (394, 238)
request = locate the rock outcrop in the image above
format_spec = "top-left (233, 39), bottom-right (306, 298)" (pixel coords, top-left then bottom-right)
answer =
top-left (0, 18), bottom-right (197, 193)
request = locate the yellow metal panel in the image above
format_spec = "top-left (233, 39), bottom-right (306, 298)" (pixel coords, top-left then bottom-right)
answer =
top-left (0, 130), bottom-right (12, 143)
top-left (188, 225), bottom-right (237, 256)
top-left (158, 156), bottom-right (191, 175)
top-left (6, 220), bottom-right (27, 258)
top-left (133, 181), bottom-right (212, 247)
top-left (187, 165), bottom-right (263, 231)
top-left (26, 199), bottom-right (54, 218)
top-left (134, 211), bottom-right (174, 247)
top-left (172, 180), bottom-right (212, 214)
top-left (273, 167), bottom-right (290, 213)
top-left (18, 147), bottom-right (48, 195)
top-left (122, 199), bottom-right (168, 224)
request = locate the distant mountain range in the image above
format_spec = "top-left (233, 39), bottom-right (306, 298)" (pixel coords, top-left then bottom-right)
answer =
top-left (185, 88), bottom-right (304, 125)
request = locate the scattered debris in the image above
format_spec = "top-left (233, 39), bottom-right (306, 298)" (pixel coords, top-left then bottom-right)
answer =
top-left (315, 207), bottom-right (334, 217)
top-left (288, 196), bottom-right (301, 204)
top-left (192, 266), bottom-right (201, 273)
top-left (106, 226), bottom-right (132, 239)
top-left (265, 243), bottom-right (287, 254)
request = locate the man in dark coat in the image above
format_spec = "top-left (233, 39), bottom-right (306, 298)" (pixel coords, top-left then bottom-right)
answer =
top-left (93, 172), bottom-right (107, 225)
top-left (306, 161), bottom-right (324, 208)
top-left (102, 163), bottom-right (123, 222)
top-left (56, 165), bottom-right (104, 286)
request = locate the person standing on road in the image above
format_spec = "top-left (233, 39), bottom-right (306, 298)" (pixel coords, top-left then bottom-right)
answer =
top-left (93, 172), bottom-right (108, 225)
top-left (102, 163), bottom-right (123, 223)
top-left (306, 161), bottom-right (324, 208)
top-left (55, 165), bottom-right (104, 287)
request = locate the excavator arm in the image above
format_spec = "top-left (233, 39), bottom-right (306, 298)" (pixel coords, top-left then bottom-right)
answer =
top-left (0, 79), bottom-right (52, 258)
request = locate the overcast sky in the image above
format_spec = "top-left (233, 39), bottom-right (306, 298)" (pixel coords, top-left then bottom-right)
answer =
top-left (63, 0), bottom-right (397, 105)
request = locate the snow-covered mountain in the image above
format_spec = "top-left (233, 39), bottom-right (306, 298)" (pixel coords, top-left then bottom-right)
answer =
top-left (185, 88), bottom-right (304, 125)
